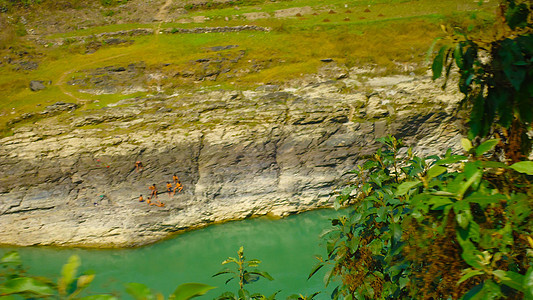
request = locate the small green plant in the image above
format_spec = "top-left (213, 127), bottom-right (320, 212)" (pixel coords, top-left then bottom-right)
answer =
top-left (102, 10), bottom-right (115, 17)
top-left (213, 246), bottom-right (275, 300)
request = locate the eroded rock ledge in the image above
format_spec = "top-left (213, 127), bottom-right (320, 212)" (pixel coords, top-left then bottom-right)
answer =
top-left (0, 75), bottom-right (463, 248)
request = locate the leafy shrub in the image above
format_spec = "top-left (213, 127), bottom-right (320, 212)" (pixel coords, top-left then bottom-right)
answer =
top-left (314, 136), bottom-right (532, 299)
top-left (432, 0), bottom-right (533, 163)
top-left (315, 2), bottom-right (532, 298)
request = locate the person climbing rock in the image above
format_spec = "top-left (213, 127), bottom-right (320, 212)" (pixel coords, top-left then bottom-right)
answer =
top-left (166, 182), bottom-right (173, 197)
top-left (173, 179), bottom-right (183, 195)
top-left (173, 174), bottom-right (179, 184)
top-left (149, 184), bottom-right (157, 200)
top-left (149, 200), bottom-right (165, 207)
top-left (139, 194), bottom-right (144, 202)
top-left (135, 161), bottom-right (144, 172)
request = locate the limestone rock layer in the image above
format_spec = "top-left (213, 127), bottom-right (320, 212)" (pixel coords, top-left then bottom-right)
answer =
top-left (0, 76), bottom-right (462, 247)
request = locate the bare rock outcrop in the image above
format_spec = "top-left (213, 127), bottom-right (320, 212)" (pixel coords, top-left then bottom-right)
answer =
top-left (0, 75), bottom-right (463, 247)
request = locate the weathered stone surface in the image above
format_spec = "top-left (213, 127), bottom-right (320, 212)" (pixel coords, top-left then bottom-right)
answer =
top-left (0, 75), bottom-right (463, 248)
top-left (29, 80), bottom-right (46, 91)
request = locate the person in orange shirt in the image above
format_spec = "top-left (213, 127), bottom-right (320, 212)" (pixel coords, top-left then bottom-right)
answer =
top-left (149, 184), bottom-right (157, 200)
top-left (135, 161), bottom-right (144, 172)
top-left (173, 174), bottom-right (179, 184)
top-left (139, 194), bottom-right (144, 202)
top-left (173, 179), bottom-right (183, 196)
top-left (149, 200), bottom-right (165, 207)
top-left (166, 182), bottom-right (173, 197)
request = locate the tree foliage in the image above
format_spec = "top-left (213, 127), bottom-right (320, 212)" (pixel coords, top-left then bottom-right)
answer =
top-left (314, 136), bottom-right (532, 299)
top-left (314, 1), bottom-right (533, 299)
top-left (432, 0), bottom-right (533, 162)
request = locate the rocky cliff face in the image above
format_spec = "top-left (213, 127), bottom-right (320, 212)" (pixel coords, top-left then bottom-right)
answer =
top-left (0, 73), bottom-right (463, 247)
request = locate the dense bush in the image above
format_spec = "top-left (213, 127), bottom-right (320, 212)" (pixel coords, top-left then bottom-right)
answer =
top-left (313, 136), bottom-right (531, 299)
top-left (313, 0), bottom-right (533, 299)
top-left (432, 0), bottom-right (533, 162)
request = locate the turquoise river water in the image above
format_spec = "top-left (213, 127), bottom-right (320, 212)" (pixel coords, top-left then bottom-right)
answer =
top-left (2, 209), bottom-right (344, 299)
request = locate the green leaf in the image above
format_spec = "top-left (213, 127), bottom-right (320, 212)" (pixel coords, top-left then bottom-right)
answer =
top-left (77, 274), bottom-right (95, 290)
top-left (59, 255), bottom-right (80, 295)
top-left (333, 200), bottom-right (341, 211)
top-left (390, 223), bottom-right (402, 246)
top-left (454, 43), bottom-right (464, 69)
top-left (457, 168), bottom-right (482, 198)
top-left (459, 241), bottom-right (483, 269)
top-left (500, 39), bottom-right (527, 91)
top-left (524, 267), bottom-right (533, 299)
top-left (432, 45), bottom-right (448, 80)
top-left (475, 139), bottom-right (500, 156)
top-left (221, 257), bottom-right (238, 265)
top-left (461, 283), bottom-right (483, 300)
top-left (509, 161), bottom-right (533, 175)
top-left (464, 193), bottom-right (504, 205)
top-left (457, 269), bottom-right (484, 285)
top-left (368, 239), bottom-right (383, 255)
top-left (124, 282), bottom-right (153, 300)
top-left (79, 295), bottom-right (119, 300)
top-left (456, 210), bottom-right (472, 229)
top-left (505, 3), bottom-right (530, 30)
top-left (427, 165), bottom-right (447, 179)
top-left (428, 196), bottom-right (453, 209)
top-left (308, 264), bottom-right (324, 280)
top-left (172, 283), bottom-right (216, 300)
top-left (493, 270), bottom-right (524, 292)
top-left (247, 259), bottom-right (261, 267)
top-left (216, 291), bottom-right (236, 300)
top-left (480, 161), bottom-right (507, 169)
top-left (478, 279), bottom-right (502, 299)
top-left (213, 269), bottom-right (233, 277)
top-left (250, 271), bottom-right (274, 281)
top-left (238, 288), bottom-right (250, 300)
top-left (461, 138), bottom-right (473, 152)
top-left (323, 267), bottom-right (334, 287)
top-left (243, 272), bottom-right (260, 284)
top-left (0, 277), bottom-right (54, 296)
top-left (0, 251), bottom-right (22, 265)
top-left (431, 191), bottom-right (457, 197)
top-left (467, 221), bottom-right (480, 243)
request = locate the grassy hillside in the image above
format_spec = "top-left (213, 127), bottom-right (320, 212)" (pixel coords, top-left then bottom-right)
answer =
top-left (0, 0), bottom-right (497, 135)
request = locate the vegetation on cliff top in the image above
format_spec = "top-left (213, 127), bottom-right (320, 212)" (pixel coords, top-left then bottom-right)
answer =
top-left (0, 0), bottom-right (496, 136)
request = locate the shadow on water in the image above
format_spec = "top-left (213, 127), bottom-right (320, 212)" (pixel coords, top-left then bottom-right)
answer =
top-left (3, 209), bottom-right (344, 299)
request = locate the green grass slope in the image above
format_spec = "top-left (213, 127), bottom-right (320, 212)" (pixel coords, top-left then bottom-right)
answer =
top-left (0, 0), bottom-right (497, 135)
